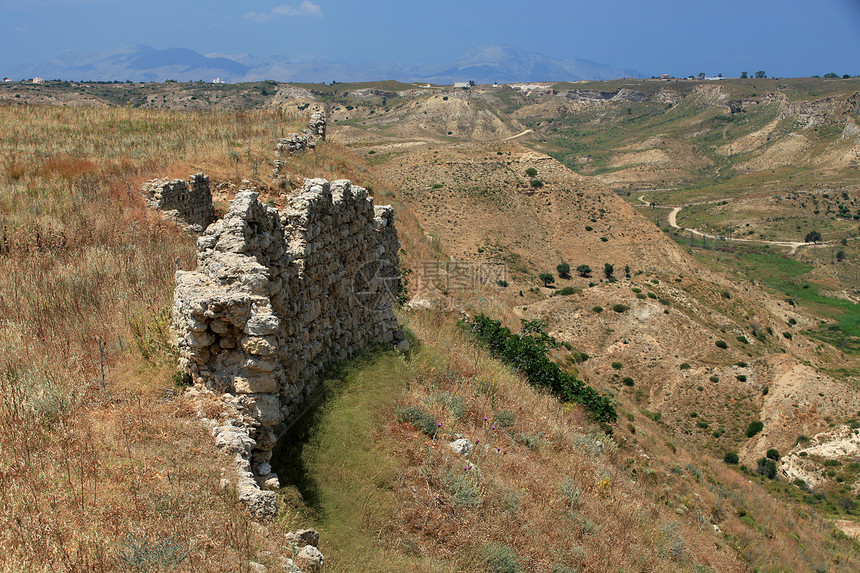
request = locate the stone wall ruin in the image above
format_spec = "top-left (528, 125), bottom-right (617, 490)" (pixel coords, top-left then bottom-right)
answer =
top-left (143, 172), bottom-right (215, 232)
top-left (172, 178), bottom-right (405, 514)
top-left (273, 112), bottom-right (327, 180)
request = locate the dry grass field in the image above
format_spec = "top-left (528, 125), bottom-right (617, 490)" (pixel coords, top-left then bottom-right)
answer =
top-left (3, 79), bottom-right (860, 572)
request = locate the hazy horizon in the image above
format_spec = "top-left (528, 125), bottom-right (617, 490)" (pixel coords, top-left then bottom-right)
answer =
top-left (3, 0), bottom-right (860, 81)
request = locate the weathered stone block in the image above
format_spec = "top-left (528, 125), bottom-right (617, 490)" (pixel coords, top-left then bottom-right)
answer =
top-left (233, 375), bottom-right (278, 394)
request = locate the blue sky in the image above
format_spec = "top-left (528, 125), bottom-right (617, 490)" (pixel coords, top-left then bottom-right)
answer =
top-left (2, 0), bottom-right (860, 78)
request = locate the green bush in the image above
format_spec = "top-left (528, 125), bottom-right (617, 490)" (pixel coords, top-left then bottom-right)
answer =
top-left (724, 452), bottom-right (739, 464)
top-left (766, 448), bottom-right (780, 461)
top-left (715, 340), bottom-right (728, 349)
top-left (604, 263), bottom-right (614, 278)
top-left (736, 374), bottom-right (747, 382)
top-left (612, 304), bottom-right (629, 313)
top-left (539, 272), bottom-right (555, 286)
top-left (576, 264), bottom-right (592, 277)
top-left (636, 293), bottom-right (647, 299)
top-left (680, 363), bottom-right (691, 370)
top-left (398, 406), bottom-right (439, 436)
top-left (495, 409), bottom-right (516, 428)
top-left (557, 261), bottom-right (571, 278)
top-left (465, 315), bottom-right (616, 424)
top-left (556, 286), bottom-right (579, 296)
top-left (757, 457), bottom-right (777, 479)
top-left (484, 544), bottom-right (523, 573)
top-left (611, 362), bottom-right (623, 370)
top-left (592, 306), bottom-right (603, 313)
top-left (172, 371), bottom-right (192, 388)
top-left (525, 167), bottom-right (537, 177)
top-left (709, 375), bottom-right (719, 383)
top-left (622, 377), bottom-right (634, 387)
top-left (647, 292), bottom-right (657, 300)
top-left (641, 409), bottom-right (662, 422)
top-left (530, 179), bottom-right (544, 188)
top-left (783, 331), bottom-right (793, 340)
top-left (746, 421), bottom-right (764, 438)
top-left (736, 335), bottom-right (749, 344)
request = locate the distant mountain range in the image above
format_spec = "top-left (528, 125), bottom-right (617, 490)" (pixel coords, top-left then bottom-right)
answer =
top-left (5, 45), bottom-right (643, 84)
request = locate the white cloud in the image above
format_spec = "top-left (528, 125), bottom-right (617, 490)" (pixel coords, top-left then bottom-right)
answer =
top-left (245, 2), bottom-right (322, 23)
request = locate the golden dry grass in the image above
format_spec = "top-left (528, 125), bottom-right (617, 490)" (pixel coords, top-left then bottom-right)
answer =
top-left (2, 101), bottom-right (859, 573)
top-left (0, 103), bottom-right (368, 572)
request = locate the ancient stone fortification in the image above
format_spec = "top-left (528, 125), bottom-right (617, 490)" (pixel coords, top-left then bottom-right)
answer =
top-left (273, 112), bottom-right (327, 181)
top-left (143, 172), bottom-right (215, 231)
top-left (172, 178), bottom-right (404, 515)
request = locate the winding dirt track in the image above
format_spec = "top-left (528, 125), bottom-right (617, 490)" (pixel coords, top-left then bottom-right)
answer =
top-left (636, 193), bottom-right (826, 255)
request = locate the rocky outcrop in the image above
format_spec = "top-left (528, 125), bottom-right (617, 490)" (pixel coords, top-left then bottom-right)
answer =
top-left (780, 92), bottom-right (860, 129)
top-left (173, 178), bottom-right (406, 514)
top-left (143, 173), bottom-right (215, 232)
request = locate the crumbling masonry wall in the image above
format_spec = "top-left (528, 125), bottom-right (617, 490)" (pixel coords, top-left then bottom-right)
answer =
top-left (173, 178), bottom-right (404, 492)
top-left (143, 173), bottom-right (215, 231)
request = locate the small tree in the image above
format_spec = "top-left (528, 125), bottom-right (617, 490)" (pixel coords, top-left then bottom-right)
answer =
top-left (755, 70), bottom-right (767, 79)
top-left (766, 448), bottom-right (781, 461)
top-left (724, 452), bottom-right (739, 465)
top-left (746, 421), bottom-right (764, 438)
top-left (757, 457), bottom-right (777, 479)
top-left (576, 264), bottom-right (592, 277)
top-left (804, 230), bottom-right (822, 243)
top-left (604, 263), bottom-right (614, 279)
top-left (539, 272), bottom-right (555, 287)
top-left (837, 249), bottom-right (846, 261)
top-left (525, 167), bottom-right (537, 177)
top-left (624, 264), bottom-right (631, 279)
top-left (557, 261), bottom-right (571, 278)
top-left (740, 71), bottom-right (748, 79)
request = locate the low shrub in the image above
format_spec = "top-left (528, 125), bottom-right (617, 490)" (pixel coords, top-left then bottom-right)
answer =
top-left (398, 406), bottom-right (439, 436)
top-left (484, 544), bottom-right (523, 573)
top-left (746, 421), bottom-right (764, 438)
top-left (757, 457), bottom-right (778, 479)
top-left (612, 304), bottom-right (629, 313)
top-left (495, 409), bottom-right (516, 428)
top-left (715, 340), bottom-right (728, 349)
top-left (724, 452), bottom-right (739, 464)
top-left (465, 315), bottom-right (616, 423)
